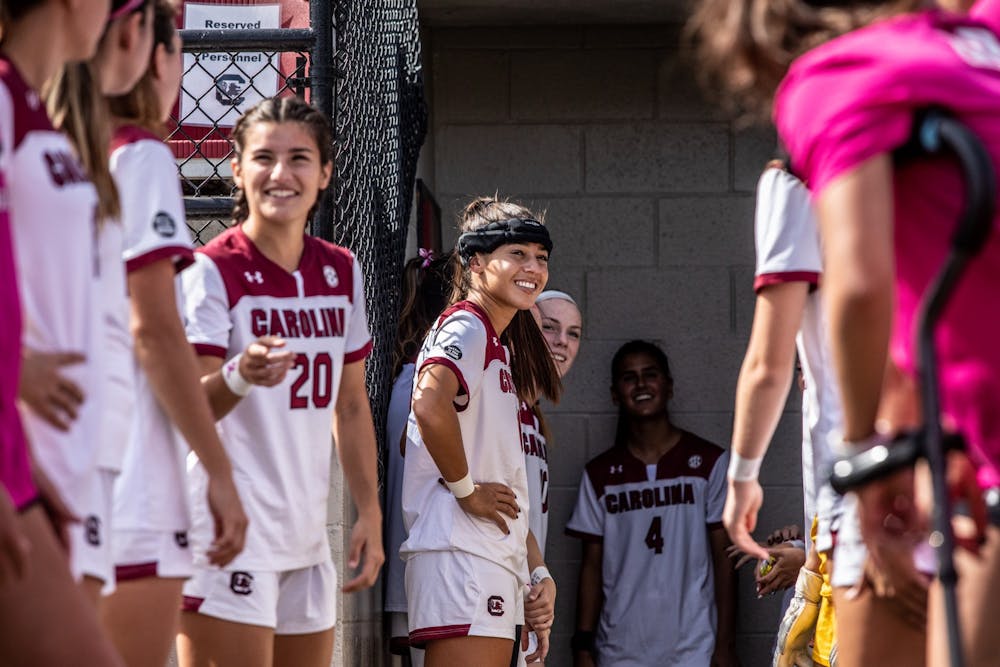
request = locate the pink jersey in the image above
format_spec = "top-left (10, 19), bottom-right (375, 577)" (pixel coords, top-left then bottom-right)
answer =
top-left (775, 6), bottom-right (1000, 487)
top-left (0, 169), bottom-right (34, 509)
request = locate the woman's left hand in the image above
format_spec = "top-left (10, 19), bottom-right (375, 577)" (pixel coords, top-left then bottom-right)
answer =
top-left (524, 576), bottom-right (556, 632)
top-left (756, 543), bottom-right (806, 596)
top-left (523, 623), bottom-right (551, 663)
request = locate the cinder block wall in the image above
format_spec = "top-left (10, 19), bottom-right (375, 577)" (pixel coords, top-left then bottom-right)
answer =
top-left (419, 24), bottom-right (806, 667)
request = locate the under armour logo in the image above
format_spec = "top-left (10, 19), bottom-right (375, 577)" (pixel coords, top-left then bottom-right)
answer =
top-left (245, 270), bottom-right (263, 284)
top-left (610, 465), bottom-right (623, 474)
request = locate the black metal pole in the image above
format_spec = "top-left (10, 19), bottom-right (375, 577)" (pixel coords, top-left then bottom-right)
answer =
top-left (310, 0), bottom-right (336, 242)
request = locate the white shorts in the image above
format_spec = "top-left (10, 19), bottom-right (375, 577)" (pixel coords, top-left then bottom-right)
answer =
top-left (69, 468), bottom-right (116, 591)
top-left (182, 558), bottom-right (337, 634)
top-left (405, 551), bottom-right (524, 648)
top-left (112, 528), bottom-right (195, 582)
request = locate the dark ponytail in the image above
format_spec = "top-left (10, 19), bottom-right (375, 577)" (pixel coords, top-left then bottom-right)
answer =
top-left (453, 196), bottom-right (561, 405)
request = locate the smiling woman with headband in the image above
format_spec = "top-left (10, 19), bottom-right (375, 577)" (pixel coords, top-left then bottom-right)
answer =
top-left (401, 196), bottom-right (560, 666)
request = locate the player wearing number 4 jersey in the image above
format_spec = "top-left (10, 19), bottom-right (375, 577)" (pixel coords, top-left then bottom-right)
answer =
top-left (177, 97), bottom-right (383, 667)
top-left (567, 341), bottom-right (736, 667)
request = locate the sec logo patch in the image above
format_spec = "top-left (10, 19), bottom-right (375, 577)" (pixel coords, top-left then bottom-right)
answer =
top-left (323, 265), bottom-right (339, 288)
top-left (688, 455), bottom-right (702, 469)
top-left (152, 211), bottom-right (176, 237)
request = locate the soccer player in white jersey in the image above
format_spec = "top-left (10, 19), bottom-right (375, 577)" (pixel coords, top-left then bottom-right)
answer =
top-left (175, 97), bottom-right (383, 667)
top-left (401, 197), bottom-right (560, 666)
top-left (93, 6), bottom-right (248, 665)
top-left (516, 290), bottom-right (582, 665)
top-left (567, 340), bottom-right (737, 667)
top-left (725, 163), bottom-right (857, 666)
top-left (42, 0), bottom-right (159, 608)
top-left (0, 0), bottom-right (125, 664)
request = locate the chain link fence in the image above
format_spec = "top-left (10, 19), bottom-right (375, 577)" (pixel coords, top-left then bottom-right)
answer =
top-left (175, 0), bottom-right (426, 483)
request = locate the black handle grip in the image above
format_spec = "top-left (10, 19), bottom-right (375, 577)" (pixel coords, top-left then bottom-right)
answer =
top-left (829, 434), bottom-right (923, 495)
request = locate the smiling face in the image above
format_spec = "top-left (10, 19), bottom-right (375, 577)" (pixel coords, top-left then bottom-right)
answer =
top-left (611, 351), bottom-right (672, 418)
top-left (469, 242), bottom-right (549, 312)
top-left (538, 297), bottom-right (582, 378)
top-left (232, 120), bottom-right (332, 230)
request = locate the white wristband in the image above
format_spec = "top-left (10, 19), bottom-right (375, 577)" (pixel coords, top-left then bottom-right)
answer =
top-left (728, 452), bottom-right (763, 482)
top-left (222, 353), bottom-right (253, 397)
top-left (445, 473), bottom-right (475, 499)
top-left (530, 566), bottom-right (552, 586)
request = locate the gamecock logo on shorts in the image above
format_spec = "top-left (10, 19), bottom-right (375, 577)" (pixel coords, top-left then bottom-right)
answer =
top-left (487, 595), bottom-right (504, 617)
top-left (230, 572), bottom-right (254, 595)
top-left (174, 531), bottom-right (189, 548)
top-left (85, 515), bottom-right (101, 546)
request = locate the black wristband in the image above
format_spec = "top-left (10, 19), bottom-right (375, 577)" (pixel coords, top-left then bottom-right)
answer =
top-left (570, 630), bottom-right (595, 653)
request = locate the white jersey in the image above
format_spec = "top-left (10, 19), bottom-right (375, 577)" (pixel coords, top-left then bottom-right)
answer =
top-left (109, 126), bottom-right (196, 532)
top-left (384, 362), bottom-right (415, 613)
top-left (0, 56), bottom-right (102, 516)
top-left (182, 226), bottom-right (372, 571)
top-left (753, 166), bottom-right (844, 552)
top-left (400, 301), bottom-right (529, 583)
top-left (566, 433), bottom-right (727, 667)
top-left (520, 401), bottom-right (549, 556)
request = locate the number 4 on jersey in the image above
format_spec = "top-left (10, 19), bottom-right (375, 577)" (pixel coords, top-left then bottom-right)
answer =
top-left (645, 516), bottom-right (664, 554)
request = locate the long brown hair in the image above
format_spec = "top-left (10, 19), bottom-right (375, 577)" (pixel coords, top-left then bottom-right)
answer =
top-left (45, 61), bottom-right (120, 225)
top-left (451, 196), bottom-right (561, 405)
top-left (230, 96), bottom-right (333, 225)
top-left (392, 250), bottom-right (454, 379)
top-left (687, 0), bottom-right (923, 118)
top-left (107, 0), bottom-right (178, 135)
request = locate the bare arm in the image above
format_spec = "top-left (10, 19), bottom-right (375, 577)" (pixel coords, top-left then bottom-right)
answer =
top-left (726, 281), bottom-right (809, 559)
top-left (196, 337), bottom-right (295, 421)
top-left (816, 155), bottom-right (895, 442)
top-left (524, 529), bottom-right (556, 662)
top-left (128, 259), bottom-right (246, 565)
top-left (411, 364), bottom-right (519, 533)
top-left (333, 360), bottom-right (384, 592)
top-left (574, 540), bottom-right (603, 667)
top-left (709, 526), bottom-right (739, 666)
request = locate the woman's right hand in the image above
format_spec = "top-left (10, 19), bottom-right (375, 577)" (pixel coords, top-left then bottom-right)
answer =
top-left (456, 482), bottom-right (519, 534)
top-left (205, 472), bottom-right (248, 567)
top-left (18, 348), bottom-right (85, 431)
top-left (723, 479), bottom-right (769, 561)
top-left (238, 336), bottom-right (295, 387)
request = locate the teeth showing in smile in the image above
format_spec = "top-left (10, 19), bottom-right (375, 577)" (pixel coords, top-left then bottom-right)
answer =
top-left (515, 280), bottom-right (537, 290)
top-left (552, 353), bottom-right (567, 362)
top-left (634, 393), bottom-right (653, 401)
top-left (266, 189), bottom-right (296, 198)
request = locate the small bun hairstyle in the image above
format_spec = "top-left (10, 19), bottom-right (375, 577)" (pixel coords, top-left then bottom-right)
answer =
top-left (230, 96), bottom-right (333, 225)
top-left (451, 196), bottom-right (562, 405)
top-left (393, 249), bottom-right (454, 379)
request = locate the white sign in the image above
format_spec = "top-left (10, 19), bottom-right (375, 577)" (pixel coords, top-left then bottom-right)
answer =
top-left (180, 3), bottom-right (281, 128)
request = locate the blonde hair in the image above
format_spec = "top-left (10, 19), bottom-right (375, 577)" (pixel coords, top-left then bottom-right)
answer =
top-left (687, 0), bottom-right (923, 118)
top-left (451, 196), bottom-right (561, 405)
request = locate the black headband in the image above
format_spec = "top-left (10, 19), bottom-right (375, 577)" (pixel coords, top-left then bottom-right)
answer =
top-left (457, 218), bottom-right (553, 263)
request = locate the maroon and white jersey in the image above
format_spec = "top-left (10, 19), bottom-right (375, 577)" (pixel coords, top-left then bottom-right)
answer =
top-left (566, 433), bottom-right (727, 666)
top-left (181, 226), bottom-right (371, 570)
top-left (0, 55), bottom-right (101, 515)
top-left (520, 401), bottom-right (549, 555)
top-left (400, 301), bottom-right (529, 583)
top-left (108, 126), bottom-right (196, 532)
top-left (754, 166), bottom-right (844, 552)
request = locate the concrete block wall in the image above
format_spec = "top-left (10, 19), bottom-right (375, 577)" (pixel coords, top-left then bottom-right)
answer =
top-left (417, 24), bottom-right (806, 667)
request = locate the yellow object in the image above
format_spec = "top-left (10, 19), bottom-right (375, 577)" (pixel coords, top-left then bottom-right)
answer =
top-left (811, 518), bottom-right (837, 667)
top-left (759, 557), bottom-right (776, 577)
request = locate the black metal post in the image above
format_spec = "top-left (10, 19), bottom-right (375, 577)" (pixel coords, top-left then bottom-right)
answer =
top-left (309, 0), bottom-right (336, 242)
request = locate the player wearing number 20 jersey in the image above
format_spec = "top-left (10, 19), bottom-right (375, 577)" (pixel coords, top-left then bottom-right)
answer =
top-left (567, 432), bottom-right (727, 666)
top-left (181, 226), bottom-right (372, 571)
